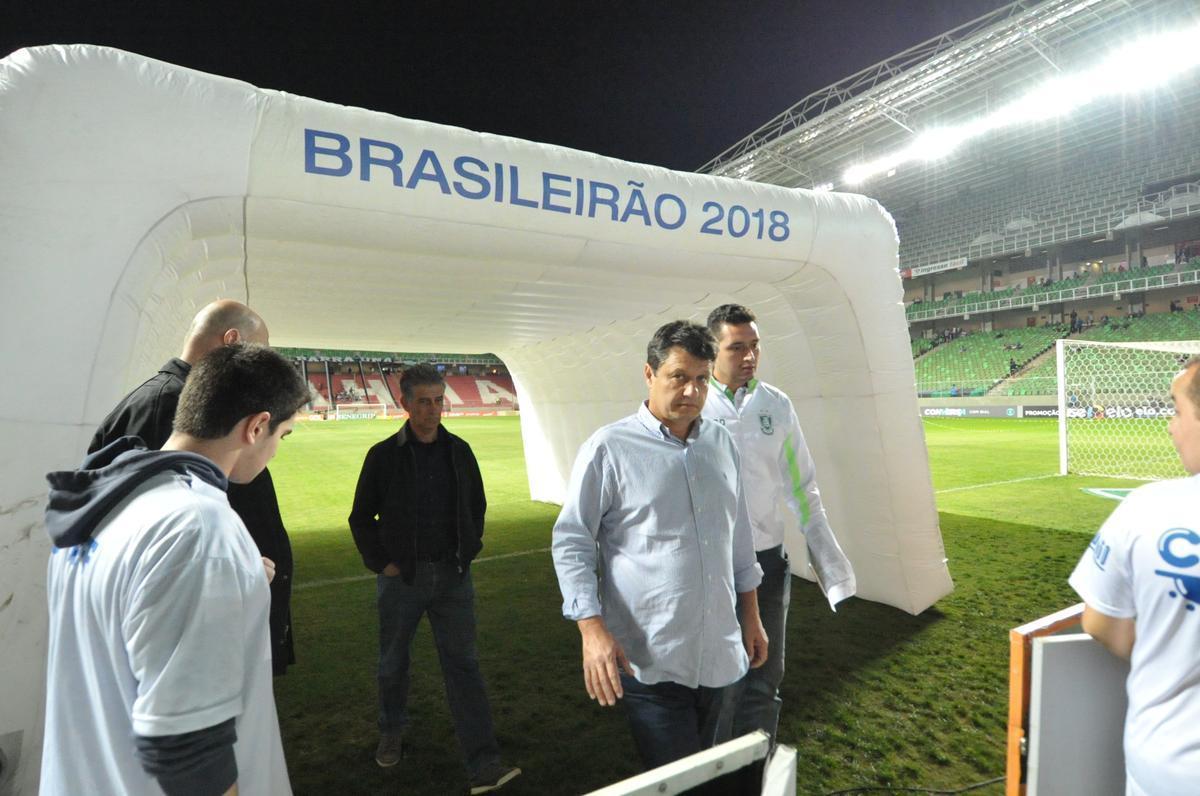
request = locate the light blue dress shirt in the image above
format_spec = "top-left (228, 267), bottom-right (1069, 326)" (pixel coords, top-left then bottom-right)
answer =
top-left (552, 402), bottom-right (763, 689)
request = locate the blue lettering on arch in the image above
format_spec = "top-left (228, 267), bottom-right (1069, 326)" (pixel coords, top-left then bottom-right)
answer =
top-left (304, 129), bottom-right (352, 177)
top-left (406, 149), bottom-right (451, 194)
top-left (452, 156), bottom-right (491, 199)
top-left (541, 172), bottom-right (572, 214)
top-left (508, 165), bottom-right (538, 209)
top-left (588, 181), bottom-right (620, 221)
top-left (359, 138), bottom-right (404, 185)
top-left (1160, 528), bottom-right (1200, 568)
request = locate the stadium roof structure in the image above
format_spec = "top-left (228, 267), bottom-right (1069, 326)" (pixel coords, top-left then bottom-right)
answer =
top-left (700, 0), bottom-right (1200, 260)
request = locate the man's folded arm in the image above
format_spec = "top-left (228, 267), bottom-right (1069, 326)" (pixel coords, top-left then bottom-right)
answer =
top-left (348, 447), bottom-right (389, 572)
top-left (135, 718), bottom-right (237, 796)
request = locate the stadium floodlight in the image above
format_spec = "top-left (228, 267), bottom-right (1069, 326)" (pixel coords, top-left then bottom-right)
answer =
top-left (841, 22), bottom-right (1200, 187)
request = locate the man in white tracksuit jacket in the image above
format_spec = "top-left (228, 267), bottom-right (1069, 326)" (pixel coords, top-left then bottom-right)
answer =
top-left (703, 304), bottom-right (856, 745)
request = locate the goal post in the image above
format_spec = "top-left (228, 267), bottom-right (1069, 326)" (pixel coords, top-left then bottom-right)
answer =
top-left (332, 402), bottom-right (390, 420)
top-left (1056, 338), bottom-right (1200, 479)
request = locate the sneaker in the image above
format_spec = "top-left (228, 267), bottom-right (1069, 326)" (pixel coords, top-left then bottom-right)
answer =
top-left (469, 763), bottom-right (521, 794)
top-left (375, 734), bottom-right (403, 768)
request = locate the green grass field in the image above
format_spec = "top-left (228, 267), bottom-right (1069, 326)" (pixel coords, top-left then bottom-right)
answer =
top-left (267, 416), bottom-right (1150, 795)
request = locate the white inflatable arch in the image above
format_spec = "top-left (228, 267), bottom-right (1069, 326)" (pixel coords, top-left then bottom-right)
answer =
top-left (0, 45), bottom-right (951, 791)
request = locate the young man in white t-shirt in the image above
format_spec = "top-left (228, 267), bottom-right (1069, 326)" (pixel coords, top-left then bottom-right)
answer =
top-left (41, 343), bottom-right (309, 796)
top-left (1069, 357), bottom-right (1200, 796)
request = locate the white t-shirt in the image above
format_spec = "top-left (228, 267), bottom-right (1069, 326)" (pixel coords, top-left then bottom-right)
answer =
top-left (41, 471), bottom-right (291, 795)
top-left (1069, 475), bottom-right (1200, 796)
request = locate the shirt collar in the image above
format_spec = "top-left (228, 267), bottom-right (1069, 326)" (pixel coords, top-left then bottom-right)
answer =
top-left (710, 376), bottom-right (758, 401)
top-left (636, 401), bottom-right (701, 443)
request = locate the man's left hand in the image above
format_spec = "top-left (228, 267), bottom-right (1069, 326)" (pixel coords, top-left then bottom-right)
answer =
top-left (261, 557), bottom-right (276, 584)
top-left (737, 589), bottom-right (769, 668)
top-left (743, 619), bottom-right (768, 669)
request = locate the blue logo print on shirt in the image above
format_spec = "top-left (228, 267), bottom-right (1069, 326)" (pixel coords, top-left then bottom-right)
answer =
top-left (1087, 532), bottom-right (1111, 571)
top-left (51, 539), bottom-right (98, 565)
top-left (1154, 528), bottom-right (1200, 613)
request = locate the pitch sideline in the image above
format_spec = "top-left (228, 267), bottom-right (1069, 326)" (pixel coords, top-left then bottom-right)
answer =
top-left (935, 473), bottom-right (1059, 494)
top-left (294, 546), bottom-right (553, 592)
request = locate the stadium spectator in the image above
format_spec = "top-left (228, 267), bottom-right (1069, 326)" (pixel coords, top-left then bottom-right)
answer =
top-left (1010, 357), bottom-right (1019, 375)
top-left (551, 320), bottom-right (766, 770)
top-left (41, 343), bottom-right (307, 795)
top-left (348, 364), bottom-right (519, 793)
top-left (88, 299), bottom-right (299, 677)
top-left (1068, 357), bottom-right (1200, 795)
top-left (703, 305), bottom-right (854, 747)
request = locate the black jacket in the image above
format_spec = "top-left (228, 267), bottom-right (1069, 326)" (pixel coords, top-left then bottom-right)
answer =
top-left (348, 423), bottom-right (486, 582)
top-left (88, 359), bottom-right (190, 454)
top-left (87, 358), bottom-right (296, 675)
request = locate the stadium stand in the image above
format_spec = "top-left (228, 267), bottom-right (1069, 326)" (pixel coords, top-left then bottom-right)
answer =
top-left (305, 370), bottom-right (517, 411)
top-left (914, 325), bottom-right (1068, 397)
top-left (894, 139), bottom-right (1200, 272)
top-left (908, 275), bottom-right (1090, 318)
top-left (911, 338), bottom-right (938, 358)
top-left (1000, 311), bottom-right (1200, 396)
top-left (280, 347), bottom-right (516, 412)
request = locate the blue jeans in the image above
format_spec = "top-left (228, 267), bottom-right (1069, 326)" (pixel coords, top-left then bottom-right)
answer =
top-left (619, 673), bottom-right (732, 770)
top-left (729, 545), bottom-right (790, 743)
top-left (377, 562), bottom-right (499, 777)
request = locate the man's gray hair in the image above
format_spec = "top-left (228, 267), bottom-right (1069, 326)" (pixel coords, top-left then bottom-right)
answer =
top-left (400, 363), bottom-right (445, 400)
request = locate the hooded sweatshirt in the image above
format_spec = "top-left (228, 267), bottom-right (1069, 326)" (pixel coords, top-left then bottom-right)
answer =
top-left (41, 437), bottom-right (289, 796)
top-left (46, 436), bottom-right (227, 548)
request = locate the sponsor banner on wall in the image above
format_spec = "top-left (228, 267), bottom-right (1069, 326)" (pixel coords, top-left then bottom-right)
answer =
top-left (1060, 404), bottom-right (1174, 419)
top-left (901, 257), bottom-right (969, 280)
top-left (922, 404), bottom-right (1177, 420)
top-left (920, 406), bottom-right (1022, 419)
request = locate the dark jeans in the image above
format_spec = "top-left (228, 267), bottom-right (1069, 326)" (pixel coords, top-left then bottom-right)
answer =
top-left (620, 673), bottom-right (732, 770)
top-left (729, 545), bottom-right (790, 743)
top-left (377, 562), bottom-right (499, 777)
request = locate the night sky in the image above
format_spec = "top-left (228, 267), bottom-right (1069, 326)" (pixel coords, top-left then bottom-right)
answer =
top-left (4, 1), bottom-right (1011, 172)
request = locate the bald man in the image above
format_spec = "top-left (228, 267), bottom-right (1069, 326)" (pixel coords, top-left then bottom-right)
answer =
top-left (90, 300), bottom-right (270, 452)
top-left (89, 299), bottom-right (299, 676)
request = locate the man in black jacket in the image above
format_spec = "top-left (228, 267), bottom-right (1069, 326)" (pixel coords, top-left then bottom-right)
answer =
top-left (88, 299), bottom-right (299, 677)
top-left (349, 364), bottom-right (519, 794)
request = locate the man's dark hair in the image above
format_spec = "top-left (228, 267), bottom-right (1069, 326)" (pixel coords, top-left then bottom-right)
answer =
top-left (400, 363), bottom-right (445, 400)
top-left (174, 344), bottom-right (308, 439)
top-left (646, 321), bottom-right (716, 372)
top-left (706, 304), bottom-right (757, 339)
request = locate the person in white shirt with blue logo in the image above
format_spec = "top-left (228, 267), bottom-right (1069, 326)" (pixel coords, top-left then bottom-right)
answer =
top-left (1070, 357), bottom-right (1200, 796)
top-left (702, 304), bottom-right (856, 747)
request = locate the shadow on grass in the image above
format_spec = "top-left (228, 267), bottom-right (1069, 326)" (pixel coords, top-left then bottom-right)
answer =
top-left (275, 511), bottom-right (1088, 795)
top-left (778, 512), bottom-right (1085, 794)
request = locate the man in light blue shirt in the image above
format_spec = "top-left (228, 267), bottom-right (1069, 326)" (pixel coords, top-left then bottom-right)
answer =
top-left (552, 320), bottom-right (767, 770)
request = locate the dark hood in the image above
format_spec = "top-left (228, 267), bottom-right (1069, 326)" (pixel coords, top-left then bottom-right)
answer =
top-left (45, 436), bottom-right (228, 548)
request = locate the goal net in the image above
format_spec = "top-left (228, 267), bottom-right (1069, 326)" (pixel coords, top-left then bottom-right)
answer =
top-left (1057, 338), bottom-right (1200, 479)
top-left (332, 402), bottom-right (390, 420)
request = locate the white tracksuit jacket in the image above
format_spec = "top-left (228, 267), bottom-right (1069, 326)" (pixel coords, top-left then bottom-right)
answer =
top-left (703, 377), bottom-right (856, 609)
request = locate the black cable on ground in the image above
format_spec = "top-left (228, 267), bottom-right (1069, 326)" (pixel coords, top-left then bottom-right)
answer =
top-left (822, 774), bottom-right (1005, 795)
